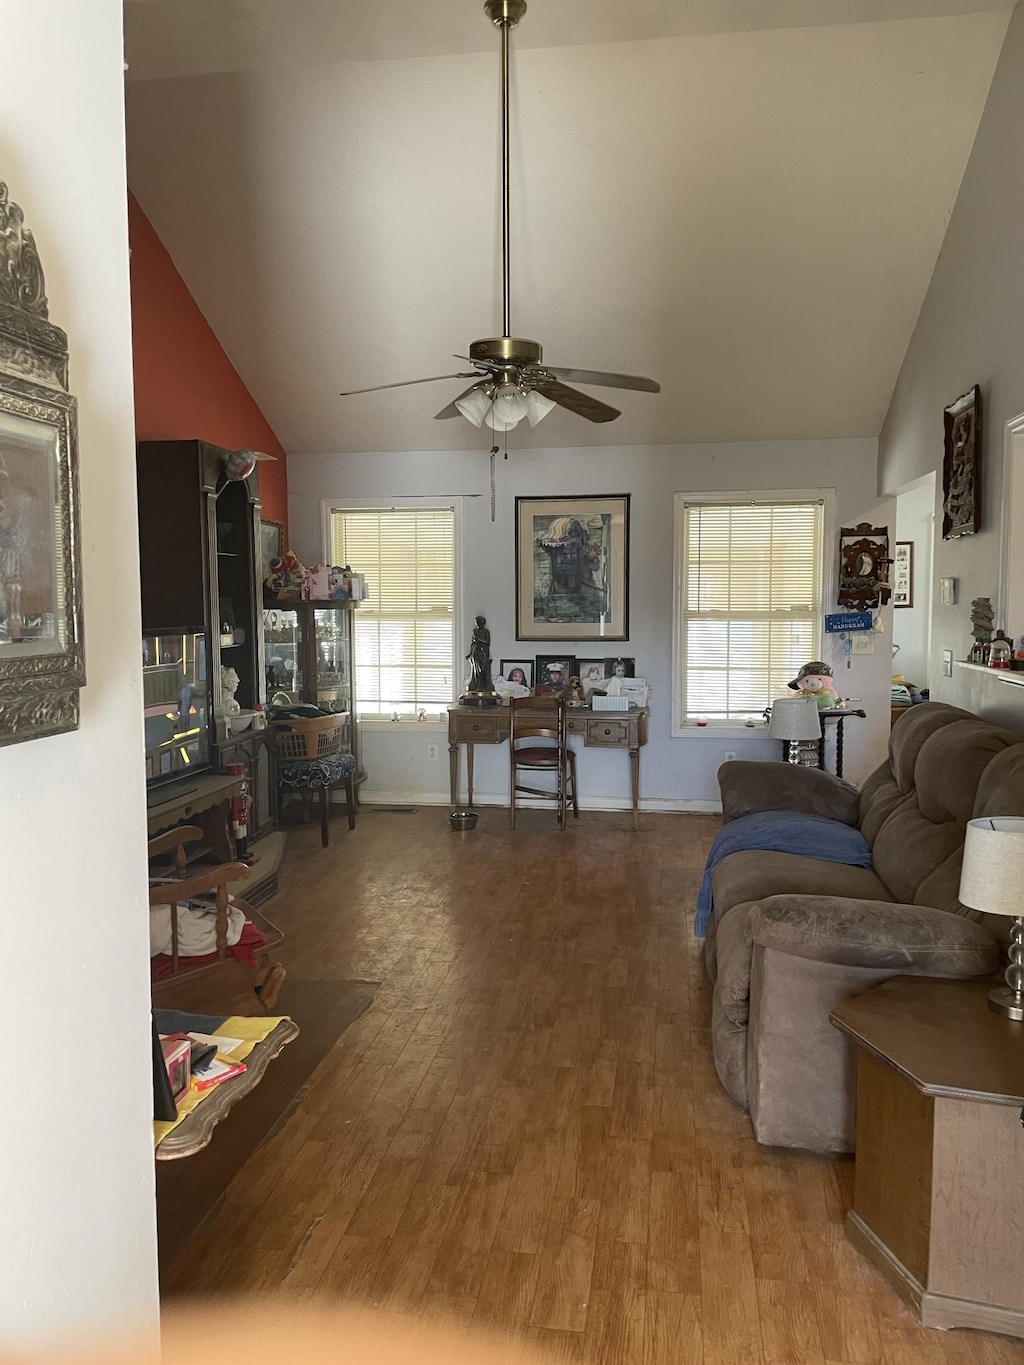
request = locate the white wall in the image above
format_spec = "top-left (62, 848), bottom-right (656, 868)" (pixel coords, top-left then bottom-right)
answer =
top-left (878, 6), bottom-right (1024, 731)
top-left (0, 1), bottom-right (159, 1348)
top-left (892, 476), bottom-right (935, 688)
top-left (289, 438), bottom-right (879, 809)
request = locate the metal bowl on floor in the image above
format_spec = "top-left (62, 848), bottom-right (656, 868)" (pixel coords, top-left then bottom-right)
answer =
top-left (449, 809), bottom-right (478, 831)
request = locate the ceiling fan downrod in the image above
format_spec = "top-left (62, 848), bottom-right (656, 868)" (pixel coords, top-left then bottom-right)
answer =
top-left (485, 0), bottom-right (527, 341)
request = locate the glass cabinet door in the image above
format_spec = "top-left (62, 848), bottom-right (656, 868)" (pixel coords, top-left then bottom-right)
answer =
top-left (263, 607), bottom-right (303, 703)
top-left (312, 606), bottom-right (352, 718)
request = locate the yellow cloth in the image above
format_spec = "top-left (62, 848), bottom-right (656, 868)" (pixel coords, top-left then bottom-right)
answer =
top-left (153, 1014), bottom-right (290, 1147)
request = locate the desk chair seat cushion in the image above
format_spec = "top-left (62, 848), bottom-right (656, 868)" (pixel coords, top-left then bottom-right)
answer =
top-left (278, 751), bottom-right (357, 790)
top-left (514, 745), bottom-right (575, 767)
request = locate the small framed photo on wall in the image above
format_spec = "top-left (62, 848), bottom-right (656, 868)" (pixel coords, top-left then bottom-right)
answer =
top-left (893, 542), bottom-right (914, 608)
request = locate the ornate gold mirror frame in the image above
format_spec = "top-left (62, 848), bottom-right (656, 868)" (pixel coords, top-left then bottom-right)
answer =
top-left (0, 182), bottom-right (85, 745)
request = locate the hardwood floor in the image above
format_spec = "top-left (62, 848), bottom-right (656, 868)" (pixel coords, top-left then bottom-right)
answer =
top-left (161, 808), bottom-right (1023, 1364)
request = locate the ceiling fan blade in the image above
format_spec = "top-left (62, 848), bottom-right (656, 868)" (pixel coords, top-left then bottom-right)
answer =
top-left (434, 384), bottom-right (485, 420)
top-left (340, 372), bottom-right (477, 397)
top-left (540, 366), bottom-right (660, 393)
top-left (535, 381), bottom-right (621, 424)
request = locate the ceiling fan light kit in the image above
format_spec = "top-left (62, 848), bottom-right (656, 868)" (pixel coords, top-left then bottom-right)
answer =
top-left (338, 0), bottom-right (659, 437)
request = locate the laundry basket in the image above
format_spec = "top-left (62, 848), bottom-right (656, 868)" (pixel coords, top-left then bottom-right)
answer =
top-left (268, 713), bottom-right (347, 761)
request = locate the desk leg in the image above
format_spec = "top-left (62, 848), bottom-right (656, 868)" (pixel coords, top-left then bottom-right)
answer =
top-left (467, 743), bottom-right (475, 807)
top-left (449, 740), bottom-right (459, 807)
top-left (629, 748), bottom-right (641, 831)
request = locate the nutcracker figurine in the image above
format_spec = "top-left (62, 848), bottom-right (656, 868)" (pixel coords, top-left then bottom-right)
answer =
top-left (224, 762), bottom-right (252, 861)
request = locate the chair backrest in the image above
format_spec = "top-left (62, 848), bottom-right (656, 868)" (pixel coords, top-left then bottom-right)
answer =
top-left (269, 712), bottom-right (346, 761)
top-left (510, 693), bottom-right (567, 749)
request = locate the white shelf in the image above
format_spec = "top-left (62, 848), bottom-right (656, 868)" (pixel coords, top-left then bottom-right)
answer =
top-left (954, 661), bottom-right (1024, 687)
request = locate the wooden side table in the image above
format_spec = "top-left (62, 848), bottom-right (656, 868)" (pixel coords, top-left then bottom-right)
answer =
top-left (831, 977), bottom-right (1024, 1339)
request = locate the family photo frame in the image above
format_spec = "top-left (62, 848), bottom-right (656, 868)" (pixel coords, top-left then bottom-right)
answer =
top-left (515, 493), bottom-right (630, 641)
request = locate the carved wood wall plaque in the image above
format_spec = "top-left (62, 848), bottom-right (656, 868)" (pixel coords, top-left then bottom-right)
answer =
top-left (942, 385), bottom-right (981, 540)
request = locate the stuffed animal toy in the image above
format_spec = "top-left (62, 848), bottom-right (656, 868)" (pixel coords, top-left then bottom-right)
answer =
top-left (787, 661), bottom-right (844, 709)
top-left (265, 550), bottom-right (305, 599)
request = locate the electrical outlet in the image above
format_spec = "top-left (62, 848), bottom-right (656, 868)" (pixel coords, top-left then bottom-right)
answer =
top-left (723, 750), bottom-right (737, 764)
top-left (942, 649), bottom-right (953, 677)
top-left (427, 742), bottom-right (439, 762)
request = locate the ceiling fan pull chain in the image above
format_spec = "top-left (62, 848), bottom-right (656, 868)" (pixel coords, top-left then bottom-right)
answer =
top-left (489, 447), bottom-right (497, 521)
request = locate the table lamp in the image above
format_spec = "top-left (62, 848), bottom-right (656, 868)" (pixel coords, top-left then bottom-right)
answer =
top-left (767, 695), bottom-right (822, 764)
top-left (958, 815), bottom-right (1024, 1020)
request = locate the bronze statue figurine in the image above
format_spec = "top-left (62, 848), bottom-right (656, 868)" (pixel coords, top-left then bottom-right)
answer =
top-left (461, 614), bottom-right (498, 707)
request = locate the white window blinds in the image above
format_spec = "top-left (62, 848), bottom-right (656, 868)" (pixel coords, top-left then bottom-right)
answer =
top-left (679, 500), bottom-right (823, 722)
top-left (329, 506), bottom-right (456, 716)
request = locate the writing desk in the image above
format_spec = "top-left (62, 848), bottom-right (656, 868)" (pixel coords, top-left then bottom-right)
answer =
top-left (447, 703), bottom-right (649, 830)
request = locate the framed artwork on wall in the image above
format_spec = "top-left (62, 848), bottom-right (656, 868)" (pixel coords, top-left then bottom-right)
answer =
top-left (893, 541), bottom-right (914, 608)
top-left (942, 385), bottom-right (981, 540)
top-left (259, 517), bottom-right (284, 582)
top-left (0, 182), bottom-right (85, 746)
top-left (515, 494), bottom-right (629, 641)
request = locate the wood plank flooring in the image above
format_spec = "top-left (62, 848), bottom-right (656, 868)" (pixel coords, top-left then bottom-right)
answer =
top-left (161, 808), bottom-right (1023, 1364)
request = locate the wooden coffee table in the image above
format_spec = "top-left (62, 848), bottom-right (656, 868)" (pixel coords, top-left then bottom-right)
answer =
top-left (831, 977), bottom-right (1024, 1339)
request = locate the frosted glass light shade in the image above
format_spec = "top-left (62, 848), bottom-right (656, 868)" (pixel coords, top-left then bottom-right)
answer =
top-left (526, 390), bottom-right (557, 427)
top-left (767, 696), bottom-right (822, 741)
top-left (455, 386), bottom-right (494, 427)
top-left (483, 382), bottom-right (529, 432)
top-left (959, 817), bottom-right (1024, 916)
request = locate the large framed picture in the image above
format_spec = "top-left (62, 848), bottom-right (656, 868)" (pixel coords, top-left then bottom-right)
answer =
top-left (893, 541), bottom-right (914, 609)
top-left (0, 183), bottom-right (85, 746)
top-left (259, 517), bottom-right (283, 582)
top-left (515, 494), bottom-right (630, 641)
top-left (942, 385), bottom-right (981, 540)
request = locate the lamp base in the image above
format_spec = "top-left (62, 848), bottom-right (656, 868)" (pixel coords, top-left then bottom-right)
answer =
top-left (987, 985), bottom-right (1024, 1021)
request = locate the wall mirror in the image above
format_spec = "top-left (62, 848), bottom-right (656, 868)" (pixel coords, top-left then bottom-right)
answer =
top-left (0, 181), bottom-right (85, 745)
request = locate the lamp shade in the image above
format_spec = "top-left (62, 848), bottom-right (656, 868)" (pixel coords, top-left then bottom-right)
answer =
top-left (483, 381), bottom-right (529, 432)
top-left (455, 385), bottom-right (494, 428)
top-left (958, 816), bottom-right (1024, 917)
top-left (525, 390), bottom-right (557, 427)
top-left (767, 696), bottom-right (822, 741)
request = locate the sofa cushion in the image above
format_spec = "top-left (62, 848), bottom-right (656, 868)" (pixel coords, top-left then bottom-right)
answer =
top-left (869, 719), bottom-right (1024, 904)
top-left (711, 850), bottom-right (891, 920)
top-left (750, 895), bottom-right (999, 975)
top-left (719, 760), bottom-right (859, 826)
top-left (858, 702), bottom-right (974, 844)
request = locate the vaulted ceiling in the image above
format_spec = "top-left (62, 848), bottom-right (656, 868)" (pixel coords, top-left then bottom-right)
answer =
top-left (124, 1), bottom-right (1013, 454)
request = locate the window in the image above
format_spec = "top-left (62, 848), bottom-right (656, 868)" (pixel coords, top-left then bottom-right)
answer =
top-left (329, 506), bottom-right (456, 717)
top-left (674, 495), bottom-right (826, 726)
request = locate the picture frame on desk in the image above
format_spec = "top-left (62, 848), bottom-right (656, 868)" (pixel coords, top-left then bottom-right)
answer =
top-left (515, 493), bottom-right (629, 641)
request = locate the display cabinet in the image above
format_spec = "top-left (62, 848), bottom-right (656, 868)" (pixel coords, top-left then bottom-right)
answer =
top-left (263, 599), bottom-right (364, 784)
top-left (136, 440), bottom-right (277, 840)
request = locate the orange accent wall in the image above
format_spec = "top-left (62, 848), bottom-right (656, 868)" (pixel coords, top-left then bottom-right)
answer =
top-left (127, 193), bottom-right (288, 532)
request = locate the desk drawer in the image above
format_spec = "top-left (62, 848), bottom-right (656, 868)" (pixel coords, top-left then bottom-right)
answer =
top-left (586, 718), bottom-right (630, 747)
top-left (455, 714), bottom-right (500, 743)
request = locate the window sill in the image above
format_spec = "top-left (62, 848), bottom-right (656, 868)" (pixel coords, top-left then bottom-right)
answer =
top-left (672, 723), bottom-right (773, 740)
top-left (360, 717), bottom-right (450, 734)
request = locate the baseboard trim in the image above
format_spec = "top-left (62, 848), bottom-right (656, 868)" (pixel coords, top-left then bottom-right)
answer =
top-left (351, 789), bottom-right (721, 815)
top-left (847, 1212), bottom-right (1024, 1339)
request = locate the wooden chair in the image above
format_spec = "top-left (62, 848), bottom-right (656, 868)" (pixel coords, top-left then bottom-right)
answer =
top-left (269, 713), bottom-right (357, 848)
top-left (148, 825), bottom-right (286, 1012)
top-left (509, 693), bottom-right (579, 830)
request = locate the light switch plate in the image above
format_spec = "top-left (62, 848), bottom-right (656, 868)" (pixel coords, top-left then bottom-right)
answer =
top-left (940, 577), bottom-right (958, 606)
top-left (942, 649), bottom-right (953, 677)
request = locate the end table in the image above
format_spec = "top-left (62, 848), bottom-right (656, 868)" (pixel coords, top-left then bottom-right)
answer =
top-left (831, 976), bottom-right (1024, 1340)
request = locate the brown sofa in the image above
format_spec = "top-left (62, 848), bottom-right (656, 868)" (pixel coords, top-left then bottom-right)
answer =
top-left (702, 702), bottom-right (1023, 1153)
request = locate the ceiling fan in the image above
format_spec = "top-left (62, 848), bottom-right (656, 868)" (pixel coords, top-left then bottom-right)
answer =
top-left (339, 0), bottom-right (660, 435)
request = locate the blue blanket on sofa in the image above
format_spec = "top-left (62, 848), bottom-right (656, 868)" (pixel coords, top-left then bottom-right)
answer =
top-left (694, 809), bottom-right (873, 936)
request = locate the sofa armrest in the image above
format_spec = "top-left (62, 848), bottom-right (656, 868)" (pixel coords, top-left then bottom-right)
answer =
top-left (718, 760), bottom-right (860, 826)
top-left (750, 894), bottom-right (999, 976)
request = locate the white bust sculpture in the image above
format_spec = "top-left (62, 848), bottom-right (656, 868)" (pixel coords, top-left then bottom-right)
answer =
top-left (219, 664), bottom-right (241, 716)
